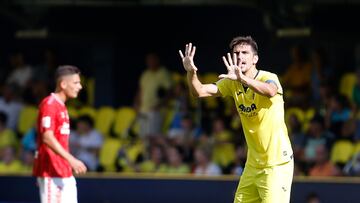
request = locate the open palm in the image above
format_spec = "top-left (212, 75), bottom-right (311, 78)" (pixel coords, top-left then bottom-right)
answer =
top-left (219, 53), bottom-right (242, 81)
top-left (179, 43), bottom-right (198, 72)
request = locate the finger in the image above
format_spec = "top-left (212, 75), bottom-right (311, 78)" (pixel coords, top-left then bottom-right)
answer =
top-left (190, 46), bottom-right (196, 57)
top-left (233, 53), bottom-right (237, 66)
top-left (227, 53), bottom-right (233, 66)
top-left (222, 56), bottom-right (231, 71)
top-left (235, 67), bottom-right (241, 78)
top-left (179, 50), bottom-right (184, 59)
top-left (76, 167), bottom-right (85, 174)
top-left (218, 74), bottom-right (229, 79)
top-left (186, 43), bottom-right (192, 56)
top-left (185, 44), bottom-right (189, 56)
top-left (81, 164), bottom-right (87, 173)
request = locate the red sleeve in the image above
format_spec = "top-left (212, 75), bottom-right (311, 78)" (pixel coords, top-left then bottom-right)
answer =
top-left (39, 103), bottom-right (57, 134)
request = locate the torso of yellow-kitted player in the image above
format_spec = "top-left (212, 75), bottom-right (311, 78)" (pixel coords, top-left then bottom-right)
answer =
top-left (216, 70), bottom-right (293, 168)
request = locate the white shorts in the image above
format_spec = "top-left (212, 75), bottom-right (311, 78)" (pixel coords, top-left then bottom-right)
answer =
top-left (37, 176), bottom-right (77, 203)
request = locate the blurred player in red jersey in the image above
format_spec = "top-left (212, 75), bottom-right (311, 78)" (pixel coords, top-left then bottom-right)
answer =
top-left (33, 65), bottom-right (87, 203)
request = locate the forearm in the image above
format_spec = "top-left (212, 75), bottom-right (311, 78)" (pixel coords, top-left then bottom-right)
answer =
top-left (242, 76), bottom-right (277, 97)
top-left (186, 70), bottom-right (205, 97)
top-left (43, 131), bottom-right (75, 162)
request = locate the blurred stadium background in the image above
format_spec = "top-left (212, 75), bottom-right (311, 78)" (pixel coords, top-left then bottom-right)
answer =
top-left (1, 0), bottom-right (360, 202)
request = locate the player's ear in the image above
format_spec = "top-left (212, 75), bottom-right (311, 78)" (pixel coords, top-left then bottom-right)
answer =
top-left (60, 79), bottom-right (67, 89)
top-left (253, 55), bottom-right (259, 65)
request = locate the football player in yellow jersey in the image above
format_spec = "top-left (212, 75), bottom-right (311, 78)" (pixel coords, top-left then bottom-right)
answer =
top-left (179, 36), bottom-right (293, 203)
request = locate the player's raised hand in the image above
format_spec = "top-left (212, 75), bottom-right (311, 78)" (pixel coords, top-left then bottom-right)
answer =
top-left (219, 52), bottom-right (242, 81)
top-left (179, 43), bottom-right (198, 72)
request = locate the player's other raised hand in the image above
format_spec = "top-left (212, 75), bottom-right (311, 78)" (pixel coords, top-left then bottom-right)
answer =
top-left (219, 52), bottom-right (242, 81)
top-left (179, 43), bottom-right (198, 72)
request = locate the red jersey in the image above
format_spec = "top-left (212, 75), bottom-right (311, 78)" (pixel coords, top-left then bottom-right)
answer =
top-left (33, 93), bottom-right (72, 177)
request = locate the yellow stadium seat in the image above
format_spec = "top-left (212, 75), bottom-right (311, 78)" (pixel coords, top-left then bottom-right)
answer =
top-left (339, 72), bottom-right (357, 101)
top-left (77, 106), bottom-right (97, 121)
top-left (212, 131), bottom-right (235, 167)
top-left (285, 107), bottom-right (305, 134)
top-left (126, 140), bottom-right (145, 163)
top-left (113, 106), bottom-right (137, 138)
top-left (302, 107), bottom-right (316, 132)
top-left (162, 107), bottom-right (176, 133)
top-left (17, 106), bottom-right (38, 136)
top-left (330, 140), bottom-right (354, 164)
top-left (171, 71), bottom-right (185, 85)
top-left (353, 141), bottom-right (360, 155)
top-left (95, 106), bottom-right (116, 136)
top-left (213, 143), bottom-right (236, 167)
top-left (99, 137), bottom-right (122, 172)
top-left (285, 107), bottom-right (305, 124)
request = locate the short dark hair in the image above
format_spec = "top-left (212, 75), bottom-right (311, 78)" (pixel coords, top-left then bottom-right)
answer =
top-left (229, 36), bottom-right (258, 55)
top-left (55, 65), bottom-right (81, 82)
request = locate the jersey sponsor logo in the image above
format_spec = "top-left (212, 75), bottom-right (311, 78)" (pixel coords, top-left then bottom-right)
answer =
top-left (60, 122), bottom-right (70, 135)
top-left (42, 116), bottom-right (51, 128)
top-left (238, 104), bottom-right (258, 117)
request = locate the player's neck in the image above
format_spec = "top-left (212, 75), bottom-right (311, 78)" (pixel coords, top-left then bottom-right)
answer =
top-left (244, 67), bottom-right (259, 79)
top-left (53, 91), bottom-right (67, 103)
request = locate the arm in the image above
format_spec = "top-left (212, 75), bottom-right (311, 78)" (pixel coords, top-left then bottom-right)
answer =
top-left (179, 43), bottom-right (222, 98)
top-left (186, 70), bottom-right (220, 98)
top-left (43, 130), bottom-right (87, 174)
top-left (241, 76), bottom-right (278, 97)
top-left (219, 53), bottom-right (278, 98)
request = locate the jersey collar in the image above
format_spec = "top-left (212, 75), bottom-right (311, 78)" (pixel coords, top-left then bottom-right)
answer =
top-left (51, 93), bottom-right (65, 106)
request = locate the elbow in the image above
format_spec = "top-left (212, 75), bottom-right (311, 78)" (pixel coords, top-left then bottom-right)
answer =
top-left (266, 86), bottom-right (278, 97)
top-left (191, 87), bottom-right (206, 98)
top-left (266, 89), bottom-right (277, 97)
top-left (42, 133), bottom-right (52, 146)
top-left (269, 91), bottom-right (277, 97)
top-left (42, 136), bottom-right (50, 145)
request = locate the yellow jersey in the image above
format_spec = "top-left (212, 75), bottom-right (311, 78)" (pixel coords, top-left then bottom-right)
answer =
top-left (216, 70), bottom-right (293, 168)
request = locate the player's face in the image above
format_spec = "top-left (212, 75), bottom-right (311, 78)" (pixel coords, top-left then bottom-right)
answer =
top-left (62, 74), bottom-right (82, 99)
top-left (233, 44), bottom-right (258, 74)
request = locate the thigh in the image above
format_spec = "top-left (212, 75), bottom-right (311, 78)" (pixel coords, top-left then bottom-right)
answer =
top-left (60, 176), bottom-right (78, 203)
top-left (37, 177), bottom-right (77, 203)
top-left (257, 160), bottom-right (294, 203)
top-left (37, 177), bottom-right (63, 203)
top-left (233, 166), bottom-right (261, 203)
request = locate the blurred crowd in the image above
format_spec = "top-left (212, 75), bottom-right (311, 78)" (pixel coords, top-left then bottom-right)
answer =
top-left (1, 43), bottom-right (360, 178)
